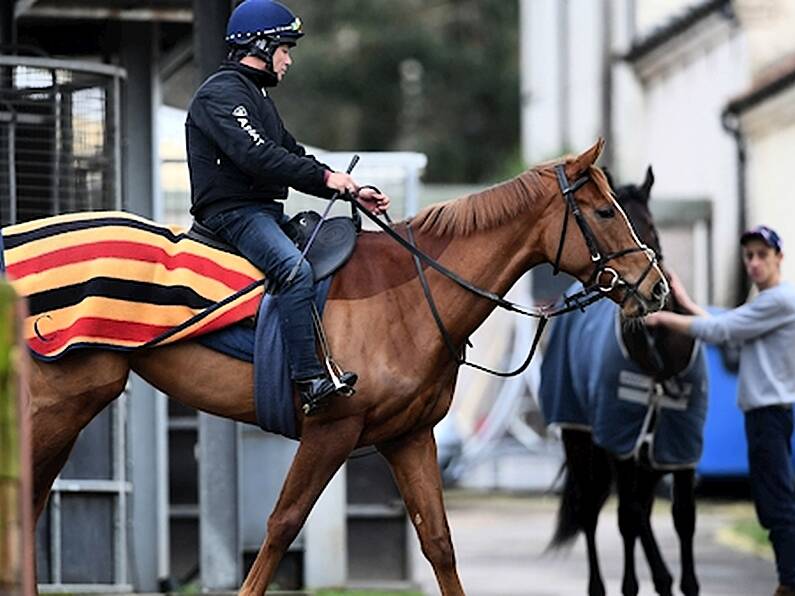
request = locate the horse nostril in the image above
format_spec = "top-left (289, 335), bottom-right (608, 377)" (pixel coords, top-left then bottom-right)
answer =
top-left (652, 280), bottom-right (667, 299)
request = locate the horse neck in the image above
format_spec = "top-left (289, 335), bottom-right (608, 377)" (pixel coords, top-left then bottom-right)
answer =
top-left (411, 212), bottom-right (543, 346)
top-left (622, 295), bottom-right (695, 379)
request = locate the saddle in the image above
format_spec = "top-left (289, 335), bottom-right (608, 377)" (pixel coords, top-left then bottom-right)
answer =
top-left (188, 211), bottom-right (358, 282)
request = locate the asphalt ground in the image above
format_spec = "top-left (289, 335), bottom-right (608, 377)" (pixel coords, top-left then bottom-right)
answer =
top-left (410, 492), bottom-right (777, 596)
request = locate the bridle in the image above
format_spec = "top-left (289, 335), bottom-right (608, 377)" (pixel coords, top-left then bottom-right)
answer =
top-left (551, 164), bottom-right (658, 312)
top-left (351, 163), bottom-right (660, 377)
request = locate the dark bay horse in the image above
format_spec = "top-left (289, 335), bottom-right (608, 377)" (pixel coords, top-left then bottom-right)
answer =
top-left (541, 167), bottom-right (707, 596)
top-left (21, 140), bottom-right (668, 595)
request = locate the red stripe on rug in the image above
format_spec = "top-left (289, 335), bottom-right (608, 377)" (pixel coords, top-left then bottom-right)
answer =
top-left (27, 296), bottom-right (261, 357)
top-left (8, 240), bottom-right (259, 288)
top-left (28, 316), bottom-right (175, 356)
top-left (180, 294), bottom-right (262, 339)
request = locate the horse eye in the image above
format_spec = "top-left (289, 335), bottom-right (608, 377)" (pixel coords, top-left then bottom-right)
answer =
top-left (596, 207), bottom-right (616, 219)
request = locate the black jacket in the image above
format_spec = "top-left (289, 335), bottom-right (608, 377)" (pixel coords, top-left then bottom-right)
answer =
top-left (186, 61), bottom-right (335, 220)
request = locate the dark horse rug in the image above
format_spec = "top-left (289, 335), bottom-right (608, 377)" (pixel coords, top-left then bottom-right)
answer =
top-left (0, 211), bottom-right (330, 438)
top-left (539, 285), bottom-right (708, 469)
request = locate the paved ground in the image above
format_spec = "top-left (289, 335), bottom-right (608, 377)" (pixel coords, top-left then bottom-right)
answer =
top-left (410, 492), bottom-right (777, 596)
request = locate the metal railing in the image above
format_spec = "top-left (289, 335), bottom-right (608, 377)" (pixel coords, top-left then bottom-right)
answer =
top-left (0, 55), bottom-right (125, 226)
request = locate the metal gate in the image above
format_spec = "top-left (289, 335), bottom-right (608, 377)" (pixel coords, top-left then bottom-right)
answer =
top-left (0, 54), bottom-right (123, 226)
top-left (0, 53), bottom-right (130, 592)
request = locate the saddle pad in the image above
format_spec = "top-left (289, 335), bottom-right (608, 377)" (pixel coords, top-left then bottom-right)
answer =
top-left (1, 211), bottom-right (265, 360)
top-left (540, 284), bottom-right (708, 469)
top-left (199, 277), bottom-right (333, 439)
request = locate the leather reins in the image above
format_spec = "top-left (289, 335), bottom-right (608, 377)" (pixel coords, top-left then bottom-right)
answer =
top-left (351, 164), bottom-right (659, 377)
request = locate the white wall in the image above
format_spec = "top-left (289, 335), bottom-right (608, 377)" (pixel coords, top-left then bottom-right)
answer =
top-left (741, 84), bottom-right (795, 283)
top-left (628, 14), bottom-right (750, 304)
top-left (635, 0), bottom-right (700, 37)
top-left (567, 0), bottom-right (605, 155)
top-left (521, 0), bottom-right (565, 163)
top-left (735, 0), bottom-right (795, 74)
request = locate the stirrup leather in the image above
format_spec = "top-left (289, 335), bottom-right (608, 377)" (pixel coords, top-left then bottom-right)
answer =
top-left (300, 305), bottom-right (356, 415)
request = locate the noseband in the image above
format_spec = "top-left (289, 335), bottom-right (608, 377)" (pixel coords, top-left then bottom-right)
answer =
top-left (551, 164), bottom-right (658, 311)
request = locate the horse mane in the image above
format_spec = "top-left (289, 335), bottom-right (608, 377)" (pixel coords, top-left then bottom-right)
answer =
top-left (410, 161), bottom-right (612, 238)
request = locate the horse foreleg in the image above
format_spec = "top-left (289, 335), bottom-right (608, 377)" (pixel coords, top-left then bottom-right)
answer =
top-left (379, 427), bottom-right (465, 596)
top-left (561, 429), bottom-right (610, 596)
top-left (635, 467), bottom-right (673, 596)
top-left (240, 416), bottom-right (363, 595)
top-left (672, 469), bottom-right (699, 596)
top-left (616, 459), bottom-right (643, 596)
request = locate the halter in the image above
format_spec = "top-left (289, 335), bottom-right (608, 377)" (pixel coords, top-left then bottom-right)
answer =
top-left (352, 164), bottom-right (659, 377)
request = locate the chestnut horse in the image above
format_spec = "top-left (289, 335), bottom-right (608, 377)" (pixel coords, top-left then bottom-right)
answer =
top-left (25, 140), bottom-right (666, 594)
top-left (544, 168), bottom-right (705, 596)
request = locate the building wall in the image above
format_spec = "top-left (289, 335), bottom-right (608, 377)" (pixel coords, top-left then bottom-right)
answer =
top-left (520, 0), bottom-right (750, 305)
top-left (631, 14), bottom-right (750, 305)
top-left (635, 0), bottom-right (699, 36)
top-left (740, 84), bottom-right (795, 283)
top-left (736, 0), bottom-right (795, 75)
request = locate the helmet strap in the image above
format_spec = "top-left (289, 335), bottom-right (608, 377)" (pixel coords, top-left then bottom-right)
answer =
top-left (249, 37), bottom-right (277, 71)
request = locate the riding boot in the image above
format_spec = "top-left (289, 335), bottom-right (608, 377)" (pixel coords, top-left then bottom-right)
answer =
top-left (297, 373), bottom-right (356, 416)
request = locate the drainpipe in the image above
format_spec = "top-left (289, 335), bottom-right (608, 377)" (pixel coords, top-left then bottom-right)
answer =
top-left (600, 0), bottom-right (613, 168)
top-left (721, 108), bottom-right (749, 305)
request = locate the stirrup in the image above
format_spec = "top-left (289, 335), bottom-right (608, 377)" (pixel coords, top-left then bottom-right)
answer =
top-left (298, 373), bottom-right (356, 416)
top-left (310, 304), bottom-right (357, 399)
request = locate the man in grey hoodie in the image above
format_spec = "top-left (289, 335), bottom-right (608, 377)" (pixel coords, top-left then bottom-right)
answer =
top-left (647, 225), bottom-right (795, 596)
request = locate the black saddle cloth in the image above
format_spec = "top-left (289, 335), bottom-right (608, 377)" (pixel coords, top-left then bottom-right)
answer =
top-left (188, 211), bottom-right (357, 282)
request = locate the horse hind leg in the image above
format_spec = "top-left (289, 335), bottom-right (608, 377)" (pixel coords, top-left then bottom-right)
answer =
top-left (28, 352), bottom-right (130, 519)
top-left (240, 415), bottom-right (363, 595)
top-left (378, 428), bottom-right (464, 596)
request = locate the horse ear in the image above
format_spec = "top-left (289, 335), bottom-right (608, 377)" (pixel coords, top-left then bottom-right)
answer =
top-left (641, 165), bottom-right (654, 200)
top-left (571, 138), bottom-right (605, 175)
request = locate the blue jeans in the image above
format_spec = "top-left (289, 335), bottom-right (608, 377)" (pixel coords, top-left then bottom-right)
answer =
top-left (745, 405), bottom-right (795, 587)
top-left (201, 203), bottom-right (324, 381)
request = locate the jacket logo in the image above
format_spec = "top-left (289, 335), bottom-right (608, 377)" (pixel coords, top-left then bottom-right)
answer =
top-left (233, 108), bottom-right (265, 147)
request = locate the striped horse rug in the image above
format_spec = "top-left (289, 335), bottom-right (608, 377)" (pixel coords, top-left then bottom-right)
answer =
top-left (1, 211), bottom-right (265, 360)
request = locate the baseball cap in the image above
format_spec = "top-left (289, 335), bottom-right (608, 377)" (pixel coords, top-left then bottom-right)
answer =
top-left (740, 225), bottom-right (782, 253)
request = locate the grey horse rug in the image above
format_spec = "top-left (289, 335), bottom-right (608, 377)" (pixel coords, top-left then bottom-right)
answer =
top-left (539, 285), bottom-right (708, 469)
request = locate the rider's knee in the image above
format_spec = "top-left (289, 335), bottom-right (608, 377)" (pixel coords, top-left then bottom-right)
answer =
top-left (278, 258), bottom-right (313, 287)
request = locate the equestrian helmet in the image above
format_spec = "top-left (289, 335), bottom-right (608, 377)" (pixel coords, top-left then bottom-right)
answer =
top-left (226, 0), bottom-right (303, 64)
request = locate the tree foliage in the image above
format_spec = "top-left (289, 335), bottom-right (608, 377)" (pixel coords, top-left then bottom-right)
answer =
top-left (274, 0), bottom-right (520, 183)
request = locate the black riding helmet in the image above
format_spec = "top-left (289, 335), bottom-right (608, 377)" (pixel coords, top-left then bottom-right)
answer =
top-left (225, 0), bottom-right (304, 70)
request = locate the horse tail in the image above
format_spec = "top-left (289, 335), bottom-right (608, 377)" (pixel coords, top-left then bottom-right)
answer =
top-left (548, 463), bottom-right (581, 550)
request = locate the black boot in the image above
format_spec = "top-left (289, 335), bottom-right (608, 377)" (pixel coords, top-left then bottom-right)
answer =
top-left (339, 371), bottom-right (358, 390)
top-left (297, 371), bottom-right (358, 416)
top-left (297, 376), bottom-right (336, 415)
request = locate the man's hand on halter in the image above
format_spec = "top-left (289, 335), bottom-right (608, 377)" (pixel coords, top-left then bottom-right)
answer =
top-left (356, 187), bottom-right (391, 215)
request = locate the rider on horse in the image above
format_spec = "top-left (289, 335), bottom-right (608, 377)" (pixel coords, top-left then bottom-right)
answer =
top-left (185, 0), bottom-right (390, 414)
